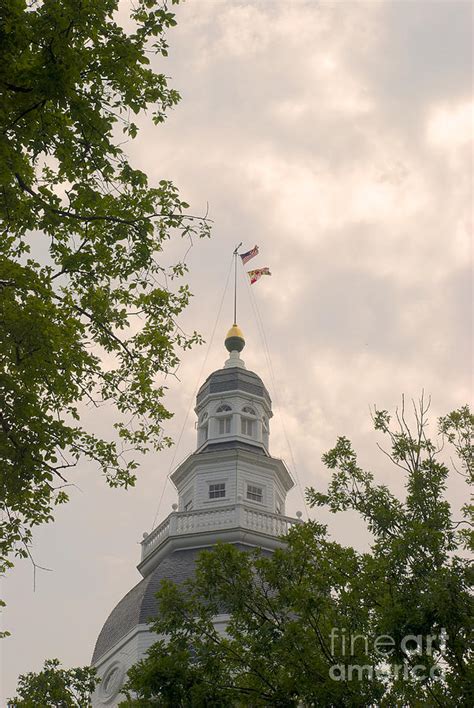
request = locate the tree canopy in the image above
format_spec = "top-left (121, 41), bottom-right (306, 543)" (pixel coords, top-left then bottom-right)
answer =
top-left (8, 658), bottom-right (98, 707)
top-left (0, 0), bottom-right (209, 594)
top-left (121, 401), bottom-right (473, 707)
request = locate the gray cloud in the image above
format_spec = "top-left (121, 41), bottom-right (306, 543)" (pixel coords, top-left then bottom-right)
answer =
top-left (2, 0), bottom-right (471, 701)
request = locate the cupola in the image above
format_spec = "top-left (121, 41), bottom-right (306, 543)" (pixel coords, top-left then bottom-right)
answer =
top-left (91, 321), bottom-right (298, 708)
top-left (195, 324), bottom-right (272, 452)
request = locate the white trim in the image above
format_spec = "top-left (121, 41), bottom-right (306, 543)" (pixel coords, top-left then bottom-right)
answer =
top-left (171, 447), bottom-right (294, 492)
top-left (92, 623), bottom-right (152, 670)
top-left (138, 508), bottom-right (299, 577)
top-left (100, 661), bottom-right (126, 704)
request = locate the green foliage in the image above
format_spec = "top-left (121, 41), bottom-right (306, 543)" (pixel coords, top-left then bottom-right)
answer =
top-left (0, 597), bottom-right (10, 639)
top-left (8, 658), bottom-right (98, 707)
top-left (122, 529), bottom-right (383, 707)
top-left (0, 0), bottom-right (209, 592)
top-left (120, 401), bottom-right (473, 706)
top-left (309, 399), bottom-right (473, 706)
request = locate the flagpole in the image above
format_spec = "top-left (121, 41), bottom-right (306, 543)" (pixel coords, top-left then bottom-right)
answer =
top-left (233, 242), bottom-right (242, 325)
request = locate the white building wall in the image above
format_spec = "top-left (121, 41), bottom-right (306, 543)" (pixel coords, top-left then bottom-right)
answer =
top-left (194, 458), bottom-right (237, 508)
top-left (196, 391), bottom-right (271, 451)
top-left (92, 626), bottom-right (151, 707)
top-left (92, 615), bottom-right (231, 707)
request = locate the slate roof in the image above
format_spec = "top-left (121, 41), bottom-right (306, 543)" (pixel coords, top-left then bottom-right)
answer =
top-left (199, 439), bottom-right (268, 455)
top-left (91, 547), bottom-right (202, 664)
top-left (92, 543), bottom-right (265, 664)
top-left (196, 368), bottom-right (271, 407)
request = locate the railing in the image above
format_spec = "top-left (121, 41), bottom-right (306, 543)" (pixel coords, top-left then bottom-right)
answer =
top-left (141, 504), bottom-right (298, 561)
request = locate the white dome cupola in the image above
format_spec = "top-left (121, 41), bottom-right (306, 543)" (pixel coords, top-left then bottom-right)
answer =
top-left (158, 323), bottom-right (293, 550)
top-left (195, 324), bottom-right (272, 452)
top-left (91, 323), bottom-right (299, 708)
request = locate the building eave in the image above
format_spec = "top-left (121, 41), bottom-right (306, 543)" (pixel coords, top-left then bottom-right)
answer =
top-left (170, 445), bottom-right (294, 492)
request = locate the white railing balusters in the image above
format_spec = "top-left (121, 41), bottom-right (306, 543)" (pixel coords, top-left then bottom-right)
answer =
top-left (141, 504), bottom-right (297, 561)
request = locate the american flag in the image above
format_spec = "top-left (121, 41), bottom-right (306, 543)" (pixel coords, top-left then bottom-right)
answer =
top-left (240, 245), bottom-right (259, 264)
top-left (248, 267), bottom-right (271, 285)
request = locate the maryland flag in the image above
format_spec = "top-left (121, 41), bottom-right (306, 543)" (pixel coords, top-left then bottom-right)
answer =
top-left (248, 267), bottom-right (271, 285)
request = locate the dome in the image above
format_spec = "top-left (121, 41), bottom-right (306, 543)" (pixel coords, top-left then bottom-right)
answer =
top-left (196, 367), bottom-right (271, 408)
top-left (92, 548), bottom-right (201, 663)
top-left (92, 544), bottom-right (267, 664)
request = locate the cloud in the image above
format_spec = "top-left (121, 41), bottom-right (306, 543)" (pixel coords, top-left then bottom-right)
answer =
top-left (2, 0), bottom-right (472, 701)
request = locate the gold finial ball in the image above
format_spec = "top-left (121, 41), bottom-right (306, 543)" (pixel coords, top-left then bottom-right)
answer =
top-left (225, 324), bottom-right (245, 352)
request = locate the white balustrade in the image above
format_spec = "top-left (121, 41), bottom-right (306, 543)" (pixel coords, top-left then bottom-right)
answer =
top-left (141, 504), bottom-right (297, 561)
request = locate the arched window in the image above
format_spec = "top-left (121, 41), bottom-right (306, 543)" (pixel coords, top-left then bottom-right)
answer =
top-left (241, 418), bottom-right (254, 436)
top-left (241, 406), bottom-right (256, 437)
top-left (216, 404), bottom-right (232, 434)
top-left (242, 406), bottom-right (256, 416)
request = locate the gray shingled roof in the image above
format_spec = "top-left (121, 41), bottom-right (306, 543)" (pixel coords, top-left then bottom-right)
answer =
top-left (196, 368), bottom-right (271, 407)
top-left (92, 544), bottom-right (265, 664)
top-left (199, 439), bottom-right (268, 455)
top-left (91, 547), bottom-right (202, 664)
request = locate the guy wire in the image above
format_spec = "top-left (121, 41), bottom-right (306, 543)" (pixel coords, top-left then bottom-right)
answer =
top-left (243, 265), bottom-right (310, 519)
top-left (151, 255), bottom-right (234, 530)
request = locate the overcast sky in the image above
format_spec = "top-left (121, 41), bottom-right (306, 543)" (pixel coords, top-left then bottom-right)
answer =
top-left (1, 0), bottom-right (472, 700)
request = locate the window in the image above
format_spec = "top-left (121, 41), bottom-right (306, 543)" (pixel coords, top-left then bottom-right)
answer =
top-left (184, 499), bottom-right (193, 511)
top-left (216, 404), bottom-right (232, 435)
top-left (242, 406), bottom-right (256, 416)
top-left (101, 664), bottom-right (123, 701)
top-left (209, 483), bottom-right (226, 499)
top-left (202, 423), bottom-right (209, 440)
top-left (241, 418), bottom-right (254, 436)
top-left (247, 484), bottom-right (263, 503)
top-left (275, 497), bottom-right (282, 515)
top-left (103, 668), bottom-right (118, 693)
top-left (219, 417), bottom-right (231, 434)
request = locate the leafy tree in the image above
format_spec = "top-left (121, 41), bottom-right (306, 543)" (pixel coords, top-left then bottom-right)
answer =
top-left (0, 0), bottom-right (209, 590)
top-left (8, 658), bottom-right (98, 707)
top-left (120, 401), bottom-right (473, 707)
